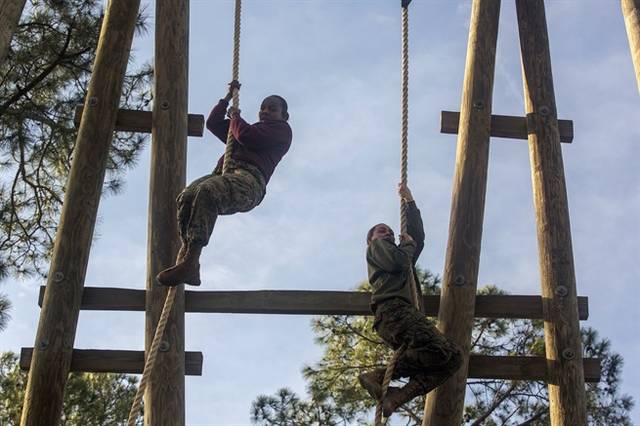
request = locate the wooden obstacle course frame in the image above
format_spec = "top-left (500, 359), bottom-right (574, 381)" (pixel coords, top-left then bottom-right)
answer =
top-left (141, 0), bottom-right (191, 423)
top-left (20, 348), bottom-right (203, 375)
top-left (24, 285), bottom-right (600, 384)
top-left (19, 1), bottom-right (145, 423)
top-left (20, 0), bottom-right (615, 423)
top-left (19, 348), bottom-right (599, 383)
top-left (36, 286), bottom-right (590, 319)
top-left (440, 110), bottom-right (574, 143)
top-left (73, 106), bottom-right (205, 137)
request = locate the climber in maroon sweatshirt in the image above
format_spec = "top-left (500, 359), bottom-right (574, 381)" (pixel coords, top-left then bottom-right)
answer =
top-left (157, 81), bottom-right (292, 287)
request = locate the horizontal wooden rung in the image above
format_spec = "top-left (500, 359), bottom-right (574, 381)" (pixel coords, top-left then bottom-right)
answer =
top-left (18, 348), bottom-right (598, 383)
top-left (441, 111), bottom-right (574, 143)
top-left (469, 355), bottom-right (600, 382)
top-left (19, 348), bottom-right (203, 376)
top-left (37, 287), bottom-right (589, 320)
top-left (74, 106), bottom-right (205, 137)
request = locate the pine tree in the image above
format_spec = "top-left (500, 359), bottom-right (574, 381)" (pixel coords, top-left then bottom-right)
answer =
top-left (0, 293), bottom-right (10, 332)
top-left (0, 352), bottom-right (140, 425)
top-left (0, 0), bottom-right (153, 278)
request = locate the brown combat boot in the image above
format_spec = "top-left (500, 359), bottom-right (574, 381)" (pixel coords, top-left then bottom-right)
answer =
top-left (156, 243), bottom-right (203, 287)
top-left (358, 369), bottom-right (401, 401)
top-left (358, 369), bottom-right (386, 400)
top-left (381, 377), bottom-right (426, 417)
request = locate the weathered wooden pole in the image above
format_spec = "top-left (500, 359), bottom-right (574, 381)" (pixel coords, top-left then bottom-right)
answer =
top-left (422, 1), bottom-right (500, 424)
top-left (20, 1), bottom-right (141, 424)
top-left (0, 0), bottom-right (27, 65)
top-left (622, 0), bottom-right (640, 93)
top-left (143, 0), bottom-right (189, 423)
top-left (516, 1), bottom-right (587, 424)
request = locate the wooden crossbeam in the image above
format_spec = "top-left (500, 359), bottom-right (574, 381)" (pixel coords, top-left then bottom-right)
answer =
top-left (74, 106), bottom-right (205, 137)
top-left (18, 347), bottom-right (598, 382)
top-left (468, 356), bottom-right (600, 383)
top-left (19, 348), bottom-right (203, 376)
top-left (441, 111), bottom-right (574, 143)
top-left (37, 286), bottom-right (589, 320)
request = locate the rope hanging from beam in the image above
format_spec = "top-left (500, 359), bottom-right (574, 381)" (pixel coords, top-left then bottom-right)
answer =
top-left (126, 0), bottom-right (243, 424)
top-left (127, 287), bottom-right (176, 425)
top-left (223, 0), bottom-right (242, 174)
top-left (374, 1), bottom-right (420, 425)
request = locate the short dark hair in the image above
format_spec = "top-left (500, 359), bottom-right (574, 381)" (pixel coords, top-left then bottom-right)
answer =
top-left (269, 95), bottom-right (288, 114)
top-left (367, 223), bottom-right (388, 244)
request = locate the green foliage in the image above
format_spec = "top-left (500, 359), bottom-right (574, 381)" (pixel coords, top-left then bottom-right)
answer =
top-left (251, 270), bottom-right (634, 425)
top-left (0, 0), bottom-right (152, 278)
top-left (0, 351), bottom-right (140, 425)
top-left (0, 293), bottom-right (10, 331)
top-left (251, 388), bottom-right (350, 426)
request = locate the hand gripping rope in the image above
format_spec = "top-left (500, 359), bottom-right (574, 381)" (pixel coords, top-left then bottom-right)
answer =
top-left (126, 1), bottom-right (242, 424)
top-left (374, 1), bottom-right (421, 425)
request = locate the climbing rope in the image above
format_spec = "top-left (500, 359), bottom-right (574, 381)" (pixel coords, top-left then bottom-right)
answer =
top-left (127, 286), bottom-right (176, 426)
top-left (374, 1), bottom-right (420, 424)
top-left (127, 1), bottom-right (242, 424)
top-left (223, 0), bottom-right (242, 175)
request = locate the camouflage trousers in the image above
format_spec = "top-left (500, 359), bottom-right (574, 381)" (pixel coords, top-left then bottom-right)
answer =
top-left (373, 298), bottom-right (462, 392)
top-left (177, 159), bottom-right (266, 246)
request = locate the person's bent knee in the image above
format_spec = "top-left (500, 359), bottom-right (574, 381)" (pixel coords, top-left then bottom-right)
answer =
top-left (177, 187), bottom-right (196, 208)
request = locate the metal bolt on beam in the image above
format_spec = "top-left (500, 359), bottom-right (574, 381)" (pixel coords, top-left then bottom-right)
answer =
top-left (555, 285), bottom-right (568, 297)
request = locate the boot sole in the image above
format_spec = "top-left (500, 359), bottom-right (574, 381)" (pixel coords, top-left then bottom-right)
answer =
top-left (358, 375), bottom-right (383, 401)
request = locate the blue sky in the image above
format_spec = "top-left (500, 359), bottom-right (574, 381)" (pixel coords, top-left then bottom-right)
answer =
top-left (2, 1), bottom-right (639, 424)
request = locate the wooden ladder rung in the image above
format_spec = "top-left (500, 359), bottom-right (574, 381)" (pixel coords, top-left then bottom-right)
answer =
top-left (468, 355), bottom-right (600, 383)
top-left (37, 286), bottom-right (589, 320)
top-left (19, 348), bottom-right (203, 376)
top-left (74, 106), bottom-right (205, 137)
top-left (441, 110), bottom-right (574, 143)
top-left (18, 347), bottom-right (598, 383)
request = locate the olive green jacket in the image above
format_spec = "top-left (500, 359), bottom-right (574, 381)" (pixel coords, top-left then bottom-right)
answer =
top-left (366, 201), bottom-right (425, 309)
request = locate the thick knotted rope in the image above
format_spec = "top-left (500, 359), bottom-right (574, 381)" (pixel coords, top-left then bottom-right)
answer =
top-left (375, 2), bottom-right (420, 425)
top-left (127, 1), bottom-right (242, 424)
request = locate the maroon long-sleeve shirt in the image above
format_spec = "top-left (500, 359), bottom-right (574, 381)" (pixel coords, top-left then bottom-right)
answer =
top-left (206, 99), bottom-right (292, 183)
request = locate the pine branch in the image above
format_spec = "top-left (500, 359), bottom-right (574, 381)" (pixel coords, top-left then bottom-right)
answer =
top-left (516, 409), bottom-right (546, 426)
top-left (469, 381), bottom-right (519, 426)
top-left (0, 21), bottom-right (75, 116)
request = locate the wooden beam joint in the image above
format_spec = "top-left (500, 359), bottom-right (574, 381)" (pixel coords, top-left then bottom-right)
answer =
top-left (20, 348), bottom-right (203, 376)
top-left (74, 106), bottom-right (205, 137)
top-left (441, 110), bottom-right (574, 143)
top-left (18, 348), bottom-right (598, 383)
top-left (37, 286), bottom-right (589, 320)
top-left (468, 355), bottom-right (600, 382)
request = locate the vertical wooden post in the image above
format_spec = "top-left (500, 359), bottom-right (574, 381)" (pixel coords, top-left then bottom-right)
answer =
top-left (20, 1), bottom-right (141, 424)
top-left (622, 0), bottom-right (640, 93)
top-left (144, 0), bottom-right (189, 423)
top-left (422, 1), bottom-right (500, 425)
top-left (516, 1), bottom-right (587, 425)
top-left (0, 0), bottom-right (27, 65)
